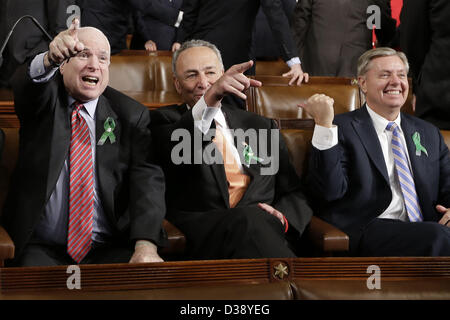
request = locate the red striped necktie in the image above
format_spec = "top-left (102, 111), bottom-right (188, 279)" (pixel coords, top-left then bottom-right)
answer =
top-left (67, 102), bottom-right (95, 263)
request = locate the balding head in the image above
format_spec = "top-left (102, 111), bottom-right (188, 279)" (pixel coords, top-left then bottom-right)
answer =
top-left (59, 26), bottom-right (111, 102)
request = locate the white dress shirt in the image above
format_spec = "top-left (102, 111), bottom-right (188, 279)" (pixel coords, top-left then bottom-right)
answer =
top-left (192, 96), bottom-right (244, 172)
top-left (312, 104), bottom-right (411, 221)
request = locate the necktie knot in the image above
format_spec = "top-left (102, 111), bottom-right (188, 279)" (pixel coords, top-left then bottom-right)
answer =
top-left (386, 121), bottom-right (398, 133)
top-left (72, 101), bottom-right (85, 114)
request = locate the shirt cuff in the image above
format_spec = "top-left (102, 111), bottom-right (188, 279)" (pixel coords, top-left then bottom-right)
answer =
top-left (286, 57), bottom-right (301, 68)
top-left (192, 95), bottom-right (220, 134)
top-left (174, 11), bottom-right (184, 28)
top-left (312, 124), bottom-right (338, 150)
top-left (29, 52), bottom-right (58, 82)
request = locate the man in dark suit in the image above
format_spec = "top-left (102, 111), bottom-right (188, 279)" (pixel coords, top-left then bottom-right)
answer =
top-left (301, 47), bottom-right (450, 256)
top-left (400, 0), bottom-right (450, 129)
top-left (293, 0), bottom-right (396, 77)
top-left (0, 0), bottom-right (75, 87)
top-left (130, 0), bottom-right (183, 51)
top-left (252, 0), bottom-right (296, 60)
top-left (1, 20), bottom-right (167, 266)
top-left (150, 40), bottom-right (313, 259)
top-left (172, 0), bottom-right (308, 86)
top-left (79, 0), bottom-right (182, 54)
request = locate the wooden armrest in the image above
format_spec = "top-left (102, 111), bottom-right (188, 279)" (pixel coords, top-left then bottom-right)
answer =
top-left (305, 216), bottom-right (349, 253)
top-left (0, 225), bottom-right (15, 265)
top-left (159, 219), bottom-right (186, 256)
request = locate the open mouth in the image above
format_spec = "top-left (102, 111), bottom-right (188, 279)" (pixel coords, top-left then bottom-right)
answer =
top-left (82, 76), bottom-right (99, 86)
top-left (384, 90), bottom-right (401, 95)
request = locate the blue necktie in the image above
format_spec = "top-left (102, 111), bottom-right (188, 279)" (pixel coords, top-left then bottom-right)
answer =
top-left (386, 122), bottom-right (423, 222)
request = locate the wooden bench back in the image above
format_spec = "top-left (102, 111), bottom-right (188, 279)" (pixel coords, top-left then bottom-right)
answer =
top-left (247, 76), bottom-right (361, 119)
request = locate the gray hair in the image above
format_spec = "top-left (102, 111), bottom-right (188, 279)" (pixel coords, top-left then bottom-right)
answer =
top-left (172, 39), bottom-right (224, 76)
top-left (78, 26), bottom-right (111, 56)
top-left (357, 47), bottom-right (409, 77)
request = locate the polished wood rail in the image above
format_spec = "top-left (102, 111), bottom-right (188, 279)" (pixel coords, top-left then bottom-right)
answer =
top-left (1, 257), bottom-right (449, 297)
top-left (292, 257), bottom-right (450, 279)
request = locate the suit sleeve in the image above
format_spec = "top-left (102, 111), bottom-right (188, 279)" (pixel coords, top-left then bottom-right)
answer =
top-left (47, 0), bottom-right (76, 36)
top-left (128, 107), bottom-right (168, 247)
top-left (11, 60), bottom-right (58, 121)
top-left (260, 0), bottom-right (298, 61)
top-left (437, 130), bottom-right (450, 208)
top-left (306, 127), bottom-right (350, 202)
top-left (132, 11), bottom-right (152, 43)
top-left (175, 0), bottom-right (201, 43)
top-left (129, 0), bottom-right (180, 26)
top-left (292, 0), bottom-right (312, 55)
top-left (372, 0), bottom-right (397, 47)
top-left (272, 121), bottom-right (313, 234)
top-left (399, 0), bottom-right (430, 89)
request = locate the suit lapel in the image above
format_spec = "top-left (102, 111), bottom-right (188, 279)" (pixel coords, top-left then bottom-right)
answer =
top-left (352, 106), bottom-right (390, 183)
top-left (400, 114), bottom-right (428, 204)
top-left (95, 95), bottom-right (120, 215)
top-left (179, 107), bottom-right (230, 207)
top-left (202, 120), bottom-right (230, 207)
top-left (46, 87), bottom-right (71, 199)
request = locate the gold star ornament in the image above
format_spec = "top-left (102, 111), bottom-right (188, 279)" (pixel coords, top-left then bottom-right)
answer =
top-left (273, 262), bottom-right (289, 280)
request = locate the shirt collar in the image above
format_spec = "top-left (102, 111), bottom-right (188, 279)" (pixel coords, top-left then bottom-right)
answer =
top-left (366, 103), bottom-right (402, 135)
top-left (68, 96), bottom-right (98, 120)
top-left (213, 106), bottom-right (227, 129)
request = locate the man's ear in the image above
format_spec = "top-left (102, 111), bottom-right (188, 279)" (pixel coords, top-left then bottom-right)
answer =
top-left (173, 76), bottom-right (182, 94)
top-left (358, 76), bottom-right (367, 94)
top-left (59, 60), bottom-right (66, 74)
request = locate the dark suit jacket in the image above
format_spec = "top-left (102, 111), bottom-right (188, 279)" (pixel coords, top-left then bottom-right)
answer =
top-left (176, 0), bottom-right (298, 72)
top-left (293, 0), bottom-right (394, 77)
top-left (306, 105), bottom-right (450, 252)
top-left (79, 0), bottom-right (180, 54)
top-left (151, 103), bottom-right (312, 255)
top-left (252, 0), bottom-right (296, 60)
top-left (130, 0), bottom-right (182, 51)
top-left (150, 103), bottom-right (187, 127)
top-left (1, 63), bottom-right (167, 262)
top-left (400, 0), bottom-right (450, 129)
top-left (0, 0), bottom-right (75, 87)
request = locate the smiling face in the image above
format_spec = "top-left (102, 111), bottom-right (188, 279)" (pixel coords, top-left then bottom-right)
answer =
top-left (173, 46), bottom-right (224, 107)
top-left (359, 55), bottom-right (409, 120)
top-left (60, 27), bottom-right (110, 102)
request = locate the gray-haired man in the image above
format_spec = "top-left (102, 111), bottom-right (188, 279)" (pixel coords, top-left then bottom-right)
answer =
top-left (149, 39), bottom-right (313, 260)
top-left (301, 47), bottom-right (450, 256)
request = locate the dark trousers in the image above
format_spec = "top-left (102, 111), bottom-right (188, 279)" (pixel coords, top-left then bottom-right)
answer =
top-left (171, 206), bottom-right (297, 260)
top-left (358, 218), bottom-right (450, 256)
top-left (11, 241), bottom-right (134, 267)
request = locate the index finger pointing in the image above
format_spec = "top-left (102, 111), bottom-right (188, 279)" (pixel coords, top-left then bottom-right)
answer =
top-left (68, 17), bottom-right (80, 37)
top-left (249, 79), bottom-right (262, 88)
top-left (233, 60), bottom-right (254, 74)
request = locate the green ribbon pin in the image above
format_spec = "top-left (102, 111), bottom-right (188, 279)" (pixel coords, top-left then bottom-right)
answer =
top-left (97, 117), bottom-right (116, 145)
top-left (412, 132), bottom-right (428, 157)
top-left (242, 142), bottom-right (263, 167)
